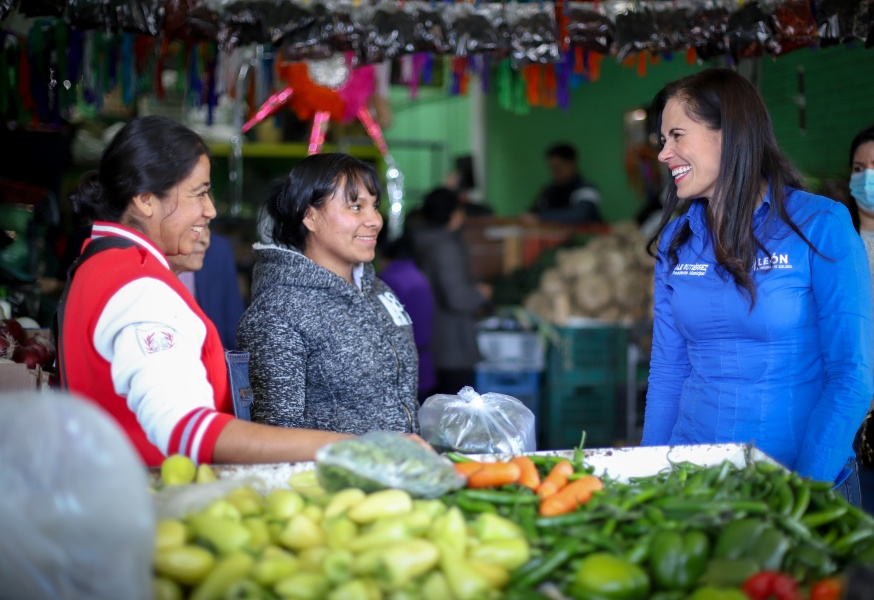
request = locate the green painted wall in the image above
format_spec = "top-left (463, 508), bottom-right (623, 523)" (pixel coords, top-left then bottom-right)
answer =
top-left (385, 77), bottom-right (472, 207)
top-left (484, 58), bottom-right (701, 221)
top-left (484, 46), bottom-right (874, 221)
top-left (759, 45), bottom-right (874, 184)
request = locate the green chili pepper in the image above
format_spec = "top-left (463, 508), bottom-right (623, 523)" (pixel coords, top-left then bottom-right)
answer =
top-left (648, 530), bottom-right (710, 591)
top-left (789, 484), bottom-right (811, 520)
top-left (833, 527), bottom-right (874, 554)
top-left (510, 537), bottom-right (581, 588)
top-left (801, 505), bottom-right (848, 529)
top-left (458, 489), bottom-right (540, 505)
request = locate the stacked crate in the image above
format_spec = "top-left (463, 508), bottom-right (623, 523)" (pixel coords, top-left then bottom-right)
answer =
top-left (542, 323), bottom-right (629, 450)
top-left (474, 324), bottom-right (546, 443)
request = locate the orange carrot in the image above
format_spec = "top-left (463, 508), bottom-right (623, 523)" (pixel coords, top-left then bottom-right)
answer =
top-left (454, 462), bottom-right (485, 477)
top-left (538, 475), bottom-right (604, 517)
top-left (536, 460), bottom-right (575, 498)
top-left (511, 456), bottom-right (541, 491)
top-left (466, 461), bottom-right (522, 489)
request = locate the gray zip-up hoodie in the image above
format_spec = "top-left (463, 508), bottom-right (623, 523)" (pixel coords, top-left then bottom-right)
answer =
top-left (237, 244), bottom-right (420, 434)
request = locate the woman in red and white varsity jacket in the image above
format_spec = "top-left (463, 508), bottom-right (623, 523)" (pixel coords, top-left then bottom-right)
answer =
top-left (60, 116), bottom-right (351, 467)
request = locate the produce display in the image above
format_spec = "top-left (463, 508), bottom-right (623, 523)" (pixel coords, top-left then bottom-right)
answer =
top-left (523, 223), bottom-right (655, 325)
top-left (0, 317), bottom-right (55, 370)
top-left (150, 443), bottom-right (874, 600)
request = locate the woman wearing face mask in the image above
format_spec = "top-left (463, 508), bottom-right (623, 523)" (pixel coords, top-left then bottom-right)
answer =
top-left (848, 125), bottom-right (874, 512)
top-left (642, 69), bottom-right (873, 504)
top-left (236, 153), bottom-right (420, 435)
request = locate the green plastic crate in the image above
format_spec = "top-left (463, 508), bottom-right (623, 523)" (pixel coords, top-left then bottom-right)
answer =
top-left (541, 325), bottom-right (630, 449)
top-left (541, 380), bottom-right (620, 450)
top-left (546, 325), bottom-right (629, 385)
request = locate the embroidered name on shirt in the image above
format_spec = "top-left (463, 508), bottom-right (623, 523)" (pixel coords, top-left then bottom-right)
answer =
top-left (672, 263), bottom-right (710, 276)
top-left (755, 253), bottom-right (793, 270)
top-left (134, 324), bottom-right (177, 354)
top-left (378, 292), bottom-right (413, 327)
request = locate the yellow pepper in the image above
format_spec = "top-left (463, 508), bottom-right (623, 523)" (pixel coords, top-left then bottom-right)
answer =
top-left (189, 551), bottom-right (254, 600)
top-left (348, 490), bottom-right (413, 524)
top-left (279, 514), bottom-right (326, 551)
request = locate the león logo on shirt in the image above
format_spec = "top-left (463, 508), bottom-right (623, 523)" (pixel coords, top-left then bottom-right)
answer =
top-left (134, 323), bottom-right (177, 355)
top-left (755, 253), bottom-right (793, 271)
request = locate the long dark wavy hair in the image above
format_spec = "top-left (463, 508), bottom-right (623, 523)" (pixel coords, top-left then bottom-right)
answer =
top-left (646, 68), bottom-right (816, 307)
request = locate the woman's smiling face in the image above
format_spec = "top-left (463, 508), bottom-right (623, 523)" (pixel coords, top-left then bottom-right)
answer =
top-left (658, 97), bottom-right (723, 201)
top-left (303, 176), bottom-right (383, 282)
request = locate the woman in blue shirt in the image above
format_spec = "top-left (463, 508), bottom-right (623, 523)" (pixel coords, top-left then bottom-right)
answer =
top-left (642, 68), bottom-right (873, 500)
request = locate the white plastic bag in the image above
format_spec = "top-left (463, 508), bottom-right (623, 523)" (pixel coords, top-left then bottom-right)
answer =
top-left (0, 391), bottom-right (154, 600)
top-left (419, 386), bottom-right (537, 455)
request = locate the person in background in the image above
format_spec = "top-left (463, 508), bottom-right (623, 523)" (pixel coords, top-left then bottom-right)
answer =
top-left (378, 228), bottom-right (437, 402)
top-left (642, 69), bottom-right (872, 505)
top-left (166, 223), bottom-right (246, 350)
top-left (847, 124), bottom-right (874, 513)
top-left (412, 187), bottom-right (492, 394)
top-left (531, 143), bottom-right (603, 224)
top-left (237, 153), bottom-right (420, 435)
top-left (58, 115), bottom-right (352, 467)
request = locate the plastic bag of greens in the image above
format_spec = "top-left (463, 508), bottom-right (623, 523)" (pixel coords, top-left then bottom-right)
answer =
top-left (419, 386), bottom-right (537, 455)
top-left (315, 431), bottom-right (466, 498)
top-left (0, 391), bottom-right (154, 600)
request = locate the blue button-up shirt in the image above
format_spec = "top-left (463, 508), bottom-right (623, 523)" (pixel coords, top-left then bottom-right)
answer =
top-left (642, 188), bottom-right (873, 482)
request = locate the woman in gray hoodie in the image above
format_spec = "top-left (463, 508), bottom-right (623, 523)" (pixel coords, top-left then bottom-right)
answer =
top-left (237, 154), bottom-right (420, 435)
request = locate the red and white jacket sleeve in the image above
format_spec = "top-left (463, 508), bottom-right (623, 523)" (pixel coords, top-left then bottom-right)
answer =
top-left (94, 277), bottom-right (233, 463)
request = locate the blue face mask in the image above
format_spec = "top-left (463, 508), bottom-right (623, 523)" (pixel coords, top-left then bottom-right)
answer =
top-left (850, 169), bottom-right (874, 210)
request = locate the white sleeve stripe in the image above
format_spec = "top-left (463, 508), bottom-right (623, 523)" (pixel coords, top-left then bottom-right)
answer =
top-left (189, 412), bottom-right (219, 463)
top-left (177, 407), bottom-right (210, 456)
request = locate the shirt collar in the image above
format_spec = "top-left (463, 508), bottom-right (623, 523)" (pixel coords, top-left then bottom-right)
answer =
top-left (90, 221), bottom-right (169, 269)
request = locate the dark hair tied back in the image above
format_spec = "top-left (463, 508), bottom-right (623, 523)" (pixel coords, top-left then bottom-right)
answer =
top-left (69, 115), bottom-right (210, 225)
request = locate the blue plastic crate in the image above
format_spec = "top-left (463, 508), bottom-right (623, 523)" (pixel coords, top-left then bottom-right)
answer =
top-left (474, 367), bottom-right (541, 420)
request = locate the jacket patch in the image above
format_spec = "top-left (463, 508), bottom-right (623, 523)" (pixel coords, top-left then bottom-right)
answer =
top-left (672, 263), bottom-right (710, 276)
top-left (378, 292), bottom-right (413, 326)
top-left (134, 323), bottom-right (178, 354)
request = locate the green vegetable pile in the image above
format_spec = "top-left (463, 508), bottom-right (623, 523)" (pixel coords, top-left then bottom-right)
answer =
top-left (440, 451), bottom-right (874, 599)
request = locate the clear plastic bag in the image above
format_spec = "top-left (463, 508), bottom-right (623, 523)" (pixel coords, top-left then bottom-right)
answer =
top-left (315, 431), bottom-right (466, 498)
top-left (445, 2), bottom-right (509, 57)
top-left (113, 0), bottom-right (166, 35)
top-left (652, 1), bottom-right (693, 55)
top-left (410, 0), bottom-right (450, 54)
top-left (0, 391), bottom-right (154, 600)
top-left (359, 0), bottom-right (418, 64)
top-left (688, 2), bottom-right (730, 60)
top-left (507, 1), bottom-right (561, 68)
top-left (727, 0), bottom-right (779, 61)
top-left (767, 0), bottom-right (818, 55)
top-left (613, 4), bottom-right (659, 61)
top-left (565, 2), bottom-right (615, 55)
top-left (815, 0), bottom-right (870, 46)
top-left (420, 386), bottom-right (537, 455)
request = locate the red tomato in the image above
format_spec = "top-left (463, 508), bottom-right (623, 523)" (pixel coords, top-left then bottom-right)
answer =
top-left (743, 572), bottom-right (778, 600)
top-left (810, 577), bottom-right (844, 600)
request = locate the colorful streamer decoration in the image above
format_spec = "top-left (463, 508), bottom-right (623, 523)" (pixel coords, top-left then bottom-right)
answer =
top-left (307, 110), bottom-right (331, 155)
top-left (241, 86), bottom-right (294, 133)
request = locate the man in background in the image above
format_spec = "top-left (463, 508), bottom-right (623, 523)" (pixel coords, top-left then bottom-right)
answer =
top-left (532, 143), bottom-right (603, 224)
